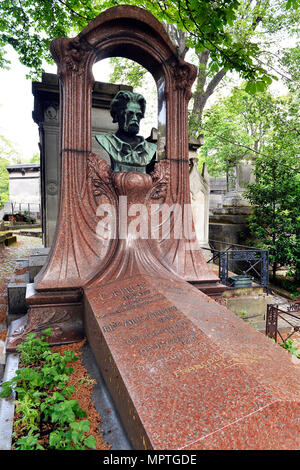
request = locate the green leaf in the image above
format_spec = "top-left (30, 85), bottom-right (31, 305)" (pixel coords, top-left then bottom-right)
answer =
top-left (84, 435), bottom-right (97, 450)
top-left (286, 0), bottom-right (293, 9)
top-left (70, 420), bottom-right (91, 433)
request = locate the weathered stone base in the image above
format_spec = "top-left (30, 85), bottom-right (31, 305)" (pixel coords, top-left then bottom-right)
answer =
top-left (6, 284), bottom-right (84, 351)
top-left (189, 280), bottom-right (227, 303)
top-left (223, 287), bottom-right (273, 321)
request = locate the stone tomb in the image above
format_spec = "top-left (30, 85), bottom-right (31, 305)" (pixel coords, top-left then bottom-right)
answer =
top-left (85, 273), bottom-right (300, 450)
top-left (6, 6), bottom-right (300, 450)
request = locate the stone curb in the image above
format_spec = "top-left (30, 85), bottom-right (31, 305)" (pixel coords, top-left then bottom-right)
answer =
top-left (0, 353), bottom-right (19, 450)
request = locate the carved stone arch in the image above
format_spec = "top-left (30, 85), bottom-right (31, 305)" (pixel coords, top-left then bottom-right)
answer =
top-left (34, 5), bottom-right (219, 291)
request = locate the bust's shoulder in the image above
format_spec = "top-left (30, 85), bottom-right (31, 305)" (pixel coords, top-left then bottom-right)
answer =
top-left (145, 140), bottom-right (157, 151)
top-left (95, 133), bottom-right (115, 145)
top-left (144, 140), bottom-right (157, 158)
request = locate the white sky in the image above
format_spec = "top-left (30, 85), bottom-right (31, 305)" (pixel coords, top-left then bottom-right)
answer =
top-left (0, 48), bottom-right (113, 161)
top-left (0, 48), bottom-right (158, 161)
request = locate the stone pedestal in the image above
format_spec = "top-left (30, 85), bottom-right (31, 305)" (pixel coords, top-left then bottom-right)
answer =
top-left (209, 159), bottom-right (254, 246)
top-left (7, 284), bottom-right (83, 351)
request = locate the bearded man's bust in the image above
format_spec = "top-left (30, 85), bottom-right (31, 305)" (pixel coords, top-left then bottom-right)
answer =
top-left (95, 91), bottom-right (156, 174)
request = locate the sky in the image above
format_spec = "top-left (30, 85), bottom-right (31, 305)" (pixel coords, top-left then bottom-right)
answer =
top-left (0, 47), bottom-right (113, 162)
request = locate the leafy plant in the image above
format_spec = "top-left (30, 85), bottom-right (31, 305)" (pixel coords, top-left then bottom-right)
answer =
top-left (14, 430), bottom-right (45, 451)
top-left (240, 310), bottom-right (247, 319)
top-left (49, 421), bottom-right (96, 450)
top-left (16, 328), bottom-right (52, 365)
top-left (0, 330), bottom-right (98, 450)
top-left (279, 339), bottom-right (300, 358)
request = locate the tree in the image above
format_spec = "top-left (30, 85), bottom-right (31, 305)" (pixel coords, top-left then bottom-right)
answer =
top-left (197, 47), bottom-right (299, 282)
top-left (244, 151), bottom-right (300, 283)
top-left (0, 156), bottom-right (10, 204)
top-left (0, 0), bottom-right (98, 78)
top-left (197, 86), bottom-right (275, 176)
top-left (243, 93), bottom-right (300, 282)
top-left (1, 0), bottom-right (298, 85)
top-left (0, 134), bottom-right (21, 203)
top-left (104, 0), bottom-right (300, 133)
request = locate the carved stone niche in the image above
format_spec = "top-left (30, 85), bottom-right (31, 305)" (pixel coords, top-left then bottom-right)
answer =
top-left (32, 72), bottom-right (132, 248)
top-left (7, 5), bottom-right (223, 350)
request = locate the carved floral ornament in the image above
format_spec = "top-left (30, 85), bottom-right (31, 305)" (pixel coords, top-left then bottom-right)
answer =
top-left (170, 61), bottom-right (197, 97)
top-left (87, 152), bottom-right (170, 204)
top-left (51, 36), bottom-right (94, 78)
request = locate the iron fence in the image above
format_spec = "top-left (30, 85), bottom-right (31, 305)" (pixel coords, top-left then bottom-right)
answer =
top-left (266, 302), bottom-right (300, 343)
top-left (202, 240), bottom-right (269, 292)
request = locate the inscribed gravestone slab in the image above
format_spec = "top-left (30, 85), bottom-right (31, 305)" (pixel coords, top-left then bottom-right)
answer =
top-left (84, 274), bottom-right (300, 450)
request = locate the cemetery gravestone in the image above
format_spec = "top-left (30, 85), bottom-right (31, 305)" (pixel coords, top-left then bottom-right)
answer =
top-left (6, 6), bottom-right (300, 450)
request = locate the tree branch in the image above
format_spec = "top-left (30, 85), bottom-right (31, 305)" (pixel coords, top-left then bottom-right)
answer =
top-left (204, 67), bottom-right (227, 99)
top-left (56, 0), bottom-right (91, 21)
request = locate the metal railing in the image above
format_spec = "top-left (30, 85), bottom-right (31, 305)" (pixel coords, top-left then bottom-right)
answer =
top-left (266, 302), bottom-right (300, 343)
top-left (4, 202), bottom-right (41, 214)
top-left (202, 240), bottom-right (269, 292)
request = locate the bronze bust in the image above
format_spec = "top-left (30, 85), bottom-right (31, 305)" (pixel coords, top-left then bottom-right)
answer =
top-left (95, 91), bottom-right (157, 174)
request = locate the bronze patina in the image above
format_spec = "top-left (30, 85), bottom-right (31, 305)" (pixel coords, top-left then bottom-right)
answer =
top-left (95, 91), bottom-right (157, 174)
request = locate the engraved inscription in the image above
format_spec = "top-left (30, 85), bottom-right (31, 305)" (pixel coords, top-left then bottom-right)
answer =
top-left (103, 306), bottom-right (179, 332)
top-left (94, 278), bottom-right (202, 361)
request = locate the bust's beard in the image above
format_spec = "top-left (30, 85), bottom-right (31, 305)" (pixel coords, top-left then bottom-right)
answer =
top-left (125, 123), bottom-right (139, 135)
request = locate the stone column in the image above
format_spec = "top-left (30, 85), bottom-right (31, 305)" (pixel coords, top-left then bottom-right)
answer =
top-left (32, 73), bottom-right (132, 247)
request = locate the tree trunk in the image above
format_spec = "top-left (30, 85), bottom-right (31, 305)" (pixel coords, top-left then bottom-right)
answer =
top-left (191, 52), bottom-right (227, 131)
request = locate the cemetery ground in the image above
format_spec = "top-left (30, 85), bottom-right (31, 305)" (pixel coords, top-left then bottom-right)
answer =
top-left (0, 235), bottom-right (112, 450)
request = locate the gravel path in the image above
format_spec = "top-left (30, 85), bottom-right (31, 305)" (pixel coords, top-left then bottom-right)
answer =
top-left (0, 235), bottom-right (42, 329)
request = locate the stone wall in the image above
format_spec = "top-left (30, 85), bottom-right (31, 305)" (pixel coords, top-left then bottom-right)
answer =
top-left (5, 163), bottom-right (40, 214)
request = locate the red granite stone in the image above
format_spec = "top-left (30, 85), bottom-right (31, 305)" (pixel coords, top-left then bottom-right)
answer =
top-left (82, 169), bottom-right (300, 450)
top-left (7, 5), bottom-right (224, 348)
top-left (32, 5), bottom-right (221, 293)
top-left (85, 273), bottom-right (300, 450)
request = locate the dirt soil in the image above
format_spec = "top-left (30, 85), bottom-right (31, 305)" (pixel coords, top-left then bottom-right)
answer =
top-left (52, 340), bottom-right (111, 450)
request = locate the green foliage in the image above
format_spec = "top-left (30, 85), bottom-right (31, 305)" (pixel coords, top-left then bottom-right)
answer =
top-left (197, 86), bottom-right (274, 175)
top-left (109, 57), bottom-right (147, 88)
top-left (101, 0), bottom-right (299, 94)
top-left (279, 339), bottom-right (300, 358)
top-left (198, 65), bottom-right (299, 282)
top-left (244, 94), bottom-right (300, 280)
top-left (240, 310), bottom-right (247, 319)
top-left (16, 329), bottom-right (52, 365)
top-left (14, 429), bottom-right (45, 450)
top-left (0, 0), bottom-right (298, 89)
top-left (272, 274), bottom-right (300, 297)
top-left (0, 156), bottom-right (10, 203)
top-left (0, 0), bottom-right (99, 79)
top-left (0, 330), bottom-right (96, 451)
top-left (48, 421), bottom-right (96, 450)
top-left (29, 152), bottom-right (40, 163)
top-left (0, 134), bottom-right (22, 202)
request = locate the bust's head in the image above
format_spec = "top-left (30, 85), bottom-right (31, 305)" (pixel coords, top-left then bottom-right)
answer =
top-left (110, 91), bottom-right (146, 137)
